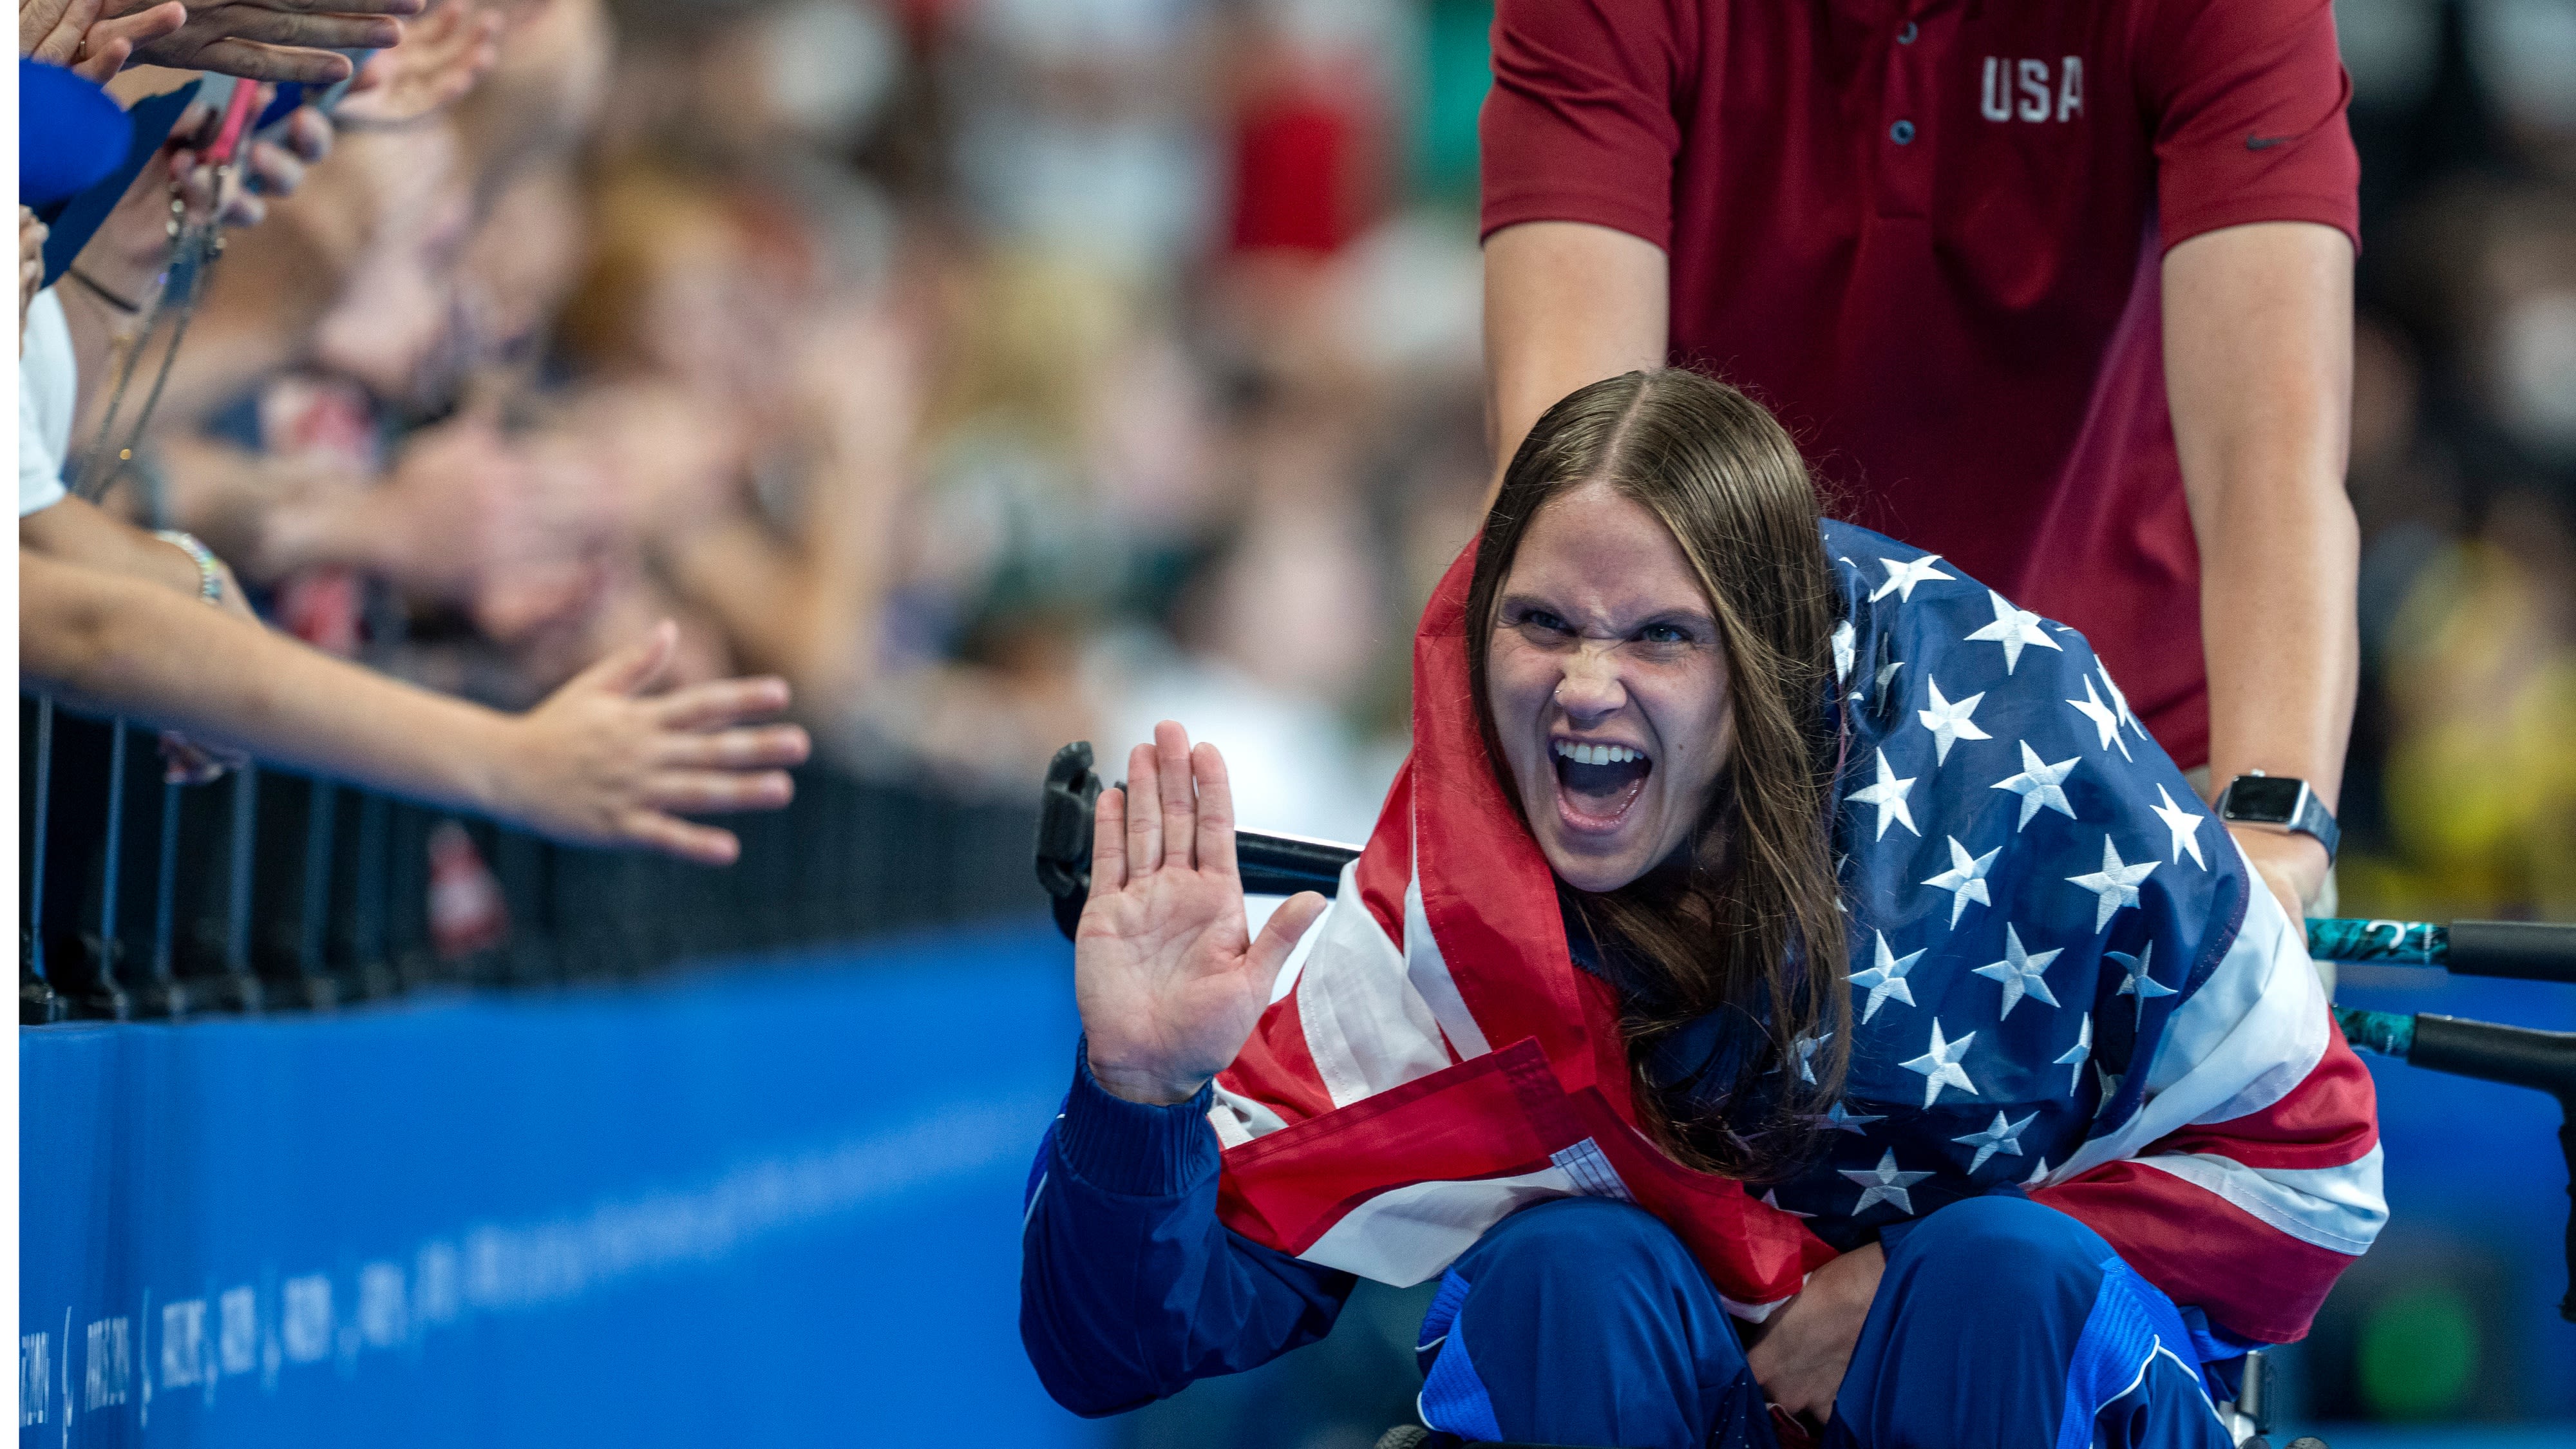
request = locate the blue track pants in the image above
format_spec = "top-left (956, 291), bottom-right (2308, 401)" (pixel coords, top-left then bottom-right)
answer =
top-left (1413, 1196), bottom-right (2233, 1449)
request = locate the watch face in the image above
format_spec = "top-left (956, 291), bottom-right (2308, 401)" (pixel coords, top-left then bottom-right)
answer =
top-left (2226, 775), bottom-right (2305, 824)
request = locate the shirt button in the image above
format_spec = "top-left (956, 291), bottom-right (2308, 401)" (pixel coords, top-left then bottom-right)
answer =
top-left (1890, 119), bottom-right (1917, 144)
top-left (1899, 21), bottom-right (1919, 43)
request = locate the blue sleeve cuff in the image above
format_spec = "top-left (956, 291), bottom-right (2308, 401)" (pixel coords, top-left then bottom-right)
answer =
top-left (1054, 1038), bottom-right (1221, 1198)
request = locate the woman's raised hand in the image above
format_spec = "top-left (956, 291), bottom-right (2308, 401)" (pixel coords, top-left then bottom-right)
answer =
top-left (1077, 722), bottom-right (1329, 1106)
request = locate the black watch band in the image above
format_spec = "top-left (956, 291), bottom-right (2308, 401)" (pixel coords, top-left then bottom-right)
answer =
top-left (2215, 772), bottom-right (2340, 861)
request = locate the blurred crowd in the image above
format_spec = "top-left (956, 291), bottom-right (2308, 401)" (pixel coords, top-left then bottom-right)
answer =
top-left (2335, 0), bottom-right (2576, 922)
top-left (27, 0), bottom-right (1495, 857)
top-left (19, 0), bottom-right (2573, 912)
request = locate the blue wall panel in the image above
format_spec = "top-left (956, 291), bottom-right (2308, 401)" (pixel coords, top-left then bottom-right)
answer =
top-left (21, 922), bottom-right (1103, 1448)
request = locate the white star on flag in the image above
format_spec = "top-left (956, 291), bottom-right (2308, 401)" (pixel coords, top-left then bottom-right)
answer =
top-left (2022, 1155), bottom-right (2053, 1189)
top-left (2067, 676), bottom-right (2134, 761)
top-left (2113, 942), bottom-right (2177, 1023)
top-left (2055, 1013), bottom-right (2093, 1094)
top-left (1993, 741), bottom-right (2079, 831)
top-left (1871, 554), bottom-right (1955, 603)
top-left (1761, 1188), bottom-right (1815, 1220)
top-left (2098, 666), bottom-right (2148, 742)
top-left (1792, 1029), bottom-right (1832, 1084)
top-left (1964, 589), bottom-right (2063, 674)
top-left (2067, 836), bottom-right (2157, 932)
top-left (1848, 931), bottom-right (1925, 1023)
top-left (1916, 678), bottom-right (1991, 764)
top-left (2148, 784), bottom-right (2207, 869)
top-left (1951, 1110), bottom-right (2037, 1173)
top-left (1832, 620), bottom-right (1856, 687)
top-left (1840, 1148), bottom-right (1935, 1216)
top-left (1824, 1099), bottom-right (1886, 1135)
top-left (1848, 748), bottom-right (1920, 840)
top-left (1922, 836), bottom-right (2000, 927)
top-left (1875, 659), bottom-right (1905, 695)
top-left (1971, 924), bottom-right (2063, 1018)
top-left (1899, 1018), bottom-right (1979, 1107)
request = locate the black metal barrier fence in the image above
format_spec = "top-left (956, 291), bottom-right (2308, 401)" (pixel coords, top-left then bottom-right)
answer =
top-left (19, 697), bottom-right (1043, 1024)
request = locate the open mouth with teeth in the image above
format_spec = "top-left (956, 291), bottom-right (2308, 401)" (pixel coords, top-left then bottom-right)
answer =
top-left (1551, 739), bottom-right (1653, 828)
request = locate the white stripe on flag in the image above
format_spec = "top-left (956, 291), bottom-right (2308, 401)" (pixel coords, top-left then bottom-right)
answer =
top-left (1208, 1084), bottom-right (1290, 1149)
top-left (1406, 868), bottom-right (1492, 1060)
top-left (1297, 860), bottom-right (1456, 1109)
top-left (2134, 1146), bottom-right (2387, 1256)
top-left (1300, 1166), bottom-right (1583, 1286)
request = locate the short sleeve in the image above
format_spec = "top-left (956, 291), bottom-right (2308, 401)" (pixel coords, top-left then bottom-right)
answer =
top-left (2141, 0), bottom-right (2360, 252)
top-left (19, 290), bottom-right (75, 518)
top-left (1479, 0), bottom-right (1692, 249)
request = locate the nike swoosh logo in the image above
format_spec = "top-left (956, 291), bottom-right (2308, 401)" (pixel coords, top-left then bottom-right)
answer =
top-left (2246, 134), bottom-right (2292, 150)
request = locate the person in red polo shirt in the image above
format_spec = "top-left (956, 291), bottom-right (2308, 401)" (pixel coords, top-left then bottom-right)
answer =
top-left (1482, 0), bottom-right (2359, 927)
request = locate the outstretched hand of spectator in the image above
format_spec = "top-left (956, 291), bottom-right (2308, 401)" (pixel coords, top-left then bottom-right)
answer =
top-left (117, 0), bottom-right (424, 85)
top-left (492, 621), bottom-right (811, 866)
top-left (332, 0), bottom-right (496, 126)
top-left (23, 0), bottom-right (184, 82)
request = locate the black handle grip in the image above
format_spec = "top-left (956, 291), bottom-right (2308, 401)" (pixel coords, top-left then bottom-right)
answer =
top-left (2405, 1013), bottom-right (2576, 1324)
top-left (2405, 1013), bottom-right (2576, 1099)
top-left (1034, 744), bottom-right (1359, 942)
top-left (2443, 920), bottom-right (2576, 984)
top-left (1238, 832), bottom-right (1361, 898)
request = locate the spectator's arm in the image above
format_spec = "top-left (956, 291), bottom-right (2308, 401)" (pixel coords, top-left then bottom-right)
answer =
top-left (21, 547), bottom-right (811, 864)
top-left (19, 493), bottom-right (252, 617)
top-left (117, 0), bottom-right (423, 85)
top-left (2163, 220), bottom-right (2357, 916)
top-left (1481, 220), bottom-right (1666, 499)
top-left (661, 304), bottom-right (918, 717)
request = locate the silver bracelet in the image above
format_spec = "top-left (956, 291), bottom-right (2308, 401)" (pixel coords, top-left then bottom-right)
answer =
top-left (151, 529), bottom-right (224, 605)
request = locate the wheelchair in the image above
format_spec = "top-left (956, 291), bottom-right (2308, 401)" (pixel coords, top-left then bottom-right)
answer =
top-left (1033, 743), bottom-right (2576, 1449)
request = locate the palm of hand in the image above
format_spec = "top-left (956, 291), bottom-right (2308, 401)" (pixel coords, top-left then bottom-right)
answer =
top-left (1077, 859), bottom-right (1266, 1100)
top-left (1074, 724), bottom-right (1328, 1106)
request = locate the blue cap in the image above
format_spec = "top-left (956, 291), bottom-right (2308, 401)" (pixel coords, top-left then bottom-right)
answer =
top-left (21, 59), bottom-right (133, 209)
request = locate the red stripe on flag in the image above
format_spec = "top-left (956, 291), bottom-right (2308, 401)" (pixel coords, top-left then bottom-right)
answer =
top-left (1218, 1037), bottom-right (1580, 1254)
top-left (2155, 1015), bottom-right (2380, 1170)
top-left (2036, 1160), bottom-right (2356, 1343)
top-left (1407, 545), bottom-right (1598, 1092)
top-left (1220, 990), bottom-right (1340, 1130)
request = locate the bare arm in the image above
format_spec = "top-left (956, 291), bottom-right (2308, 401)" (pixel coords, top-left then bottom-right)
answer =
top-left (19, 493), bottom-right (251, 615)
top-left (21, 548), bottom-right (811, 863)
top-left (1481, 220), bottom-right (1667, 498)
top-left (2163, 220), bottom-right (2357, 915)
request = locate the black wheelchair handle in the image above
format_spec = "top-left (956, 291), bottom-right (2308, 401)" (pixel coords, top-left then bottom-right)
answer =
top-left (2407, 1014), bottom-right (2576, 1101)
top-left (2412, 1014), bottom-right (2576, 1327)
top-left (2443, 920), bottom-right (2576, 983)
top-left (2338, 1008), bottom-right (2576, 1324)
top-left (1036, 742), bottom-right (1362, 940)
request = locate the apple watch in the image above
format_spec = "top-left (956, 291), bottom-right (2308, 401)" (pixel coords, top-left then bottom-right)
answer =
top-left (2215, 771), bottom-right (2340, 861)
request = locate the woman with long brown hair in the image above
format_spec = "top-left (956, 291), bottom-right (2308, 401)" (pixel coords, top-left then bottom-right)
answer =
top-left (1021, 370), bottom-right (2380, 1448)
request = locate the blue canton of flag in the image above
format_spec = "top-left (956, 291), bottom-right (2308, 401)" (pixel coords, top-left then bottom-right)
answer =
top-left (1745, 522), bottom-right (2251, 1250)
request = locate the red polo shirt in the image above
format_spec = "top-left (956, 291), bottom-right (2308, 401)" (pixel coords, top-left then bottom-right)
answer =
top-left (1482, 0), bottom-right (2358, 768)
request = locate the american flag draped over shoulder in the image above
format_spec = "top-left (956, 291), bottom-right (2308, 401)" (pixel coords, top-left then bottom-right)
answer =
top-left (1208, 522), bottom-right (2383, 1343)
